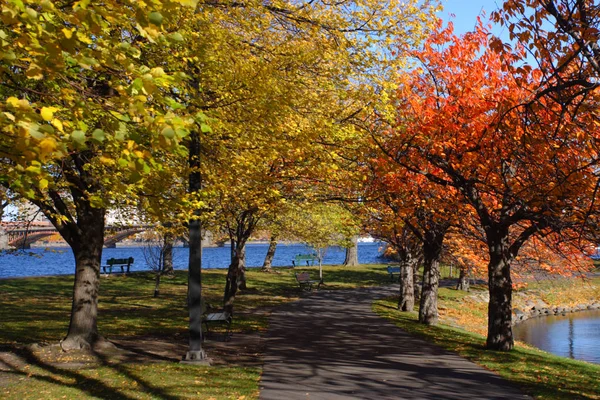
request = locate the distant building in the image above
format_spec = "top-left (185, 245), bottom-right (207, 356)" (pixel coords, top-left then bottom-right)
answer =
top-left (13, 201), bottom-right (51, 225)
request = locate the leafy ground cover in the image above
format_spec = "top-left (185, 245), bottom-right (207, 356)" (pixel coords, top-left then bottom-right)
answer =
top-left (0, 264), bottom-right (390, 399)
top-left (374, 276), bottom-right (600, 400)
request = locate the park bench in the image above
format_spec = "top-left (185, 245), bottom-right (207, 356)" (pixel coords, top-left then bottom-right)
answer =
top-left (387, 265), bottom-right (401, 282)
top-left (295, 272), bottom-right (321, 291)
top-left (202, 310), bottom-right (233, 341)
top-left (102, 257), bottom-right (134, 274)
top-left (292, 253), bottom-right (318, 267)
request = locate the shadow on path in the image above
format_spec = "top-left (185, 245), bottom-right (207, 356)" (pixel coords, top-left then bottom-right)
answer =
top-left (260, 286), bottom-right (530, 400)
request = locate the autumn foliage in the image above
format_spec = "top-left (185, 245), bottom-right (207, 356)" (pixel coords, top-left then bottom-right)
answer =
top-left (367, 18), bottom-right (600, 350)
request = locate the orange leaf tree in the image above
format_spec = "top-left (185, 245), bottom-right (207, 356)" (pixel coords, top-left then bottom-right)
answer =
top-left (364, 155), bottom-right (463, 324)
top-left (378, 20), bottom-right (600, 350)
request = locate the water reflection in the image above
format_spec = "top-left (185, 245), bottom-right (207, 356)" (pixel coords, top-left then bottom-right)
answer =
top-left (513, 309), bottom-right (600, 364)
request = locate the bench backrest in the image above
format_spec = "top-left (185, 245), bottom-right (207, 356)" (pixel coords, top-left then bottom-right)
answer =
top-left (296, 272), bottom-right (311, 282)
top-left (387, 266), bottom-right (401, 273)
top-left (108, 257), bottom-right (134, 266)
top-left (295, 254), bottom-right (316, 260)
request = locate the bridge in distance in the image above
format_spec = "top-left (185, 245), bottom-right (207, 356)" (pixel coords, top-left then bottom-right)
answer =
top-left (0, 222), bottom-right (153, 250)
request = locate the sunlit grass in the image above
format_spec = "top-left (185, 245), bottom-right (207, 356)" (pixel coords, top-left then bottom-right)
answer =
top-left (1, 361), bottom-right (260, 400)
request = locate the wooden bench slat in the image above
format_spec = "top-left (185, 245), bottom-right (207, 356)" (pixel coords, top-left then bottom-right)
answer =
top-left (202, 311), bottom-right (232, 341)
top-left (295, 272), bottom-right (320, 291)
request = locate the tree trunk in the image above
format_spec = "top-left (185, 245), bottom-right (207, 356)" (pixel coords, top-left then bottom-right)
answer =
top-left (182, 130), bottom-right (207, 362)
top-left (162, 233), bottom-right (174, 274)
top-left (418, 230), bottom-right (444, 325)
top-left (237, 244), bottom-right (247, 290)
top-left (224, 241), bottom-right (247, 313)
top-left (486, 232), bottom-right (514, 350)
top-left (60, 206), bottom-right (106, 351)
top-left (413, 263), bottom-right (421, 301)
top-left (261, 235), bottom-right (277, 272)
top-left (343, 235), bottom-right (359, 266)
top-left (456, 265), bottom-right (470, 291)
top-left (398, 256), bottom-right (415, 311)
top-left (154, 269), bottom-right (162, 298)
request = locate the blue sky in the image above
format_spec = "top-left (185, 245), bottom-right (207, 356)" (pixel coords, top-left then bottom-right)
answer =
top-left (438, 0), bottom-right (507, 36)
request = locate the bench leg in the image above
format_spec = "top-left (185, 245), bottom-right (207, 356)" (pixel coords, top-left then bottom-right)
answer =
top-left (225, 320), bottom-right (232, 342)
top-left (202, 321), bottom-right (210, 341)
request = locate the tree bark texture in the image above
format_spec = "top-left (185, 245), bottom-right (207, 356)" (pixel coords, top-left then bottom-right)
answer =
top-left (60, 205), bottom-right (105, 351)
top-left (237, 244), bottom-right (247, 290)
top-left (486, 230), bottom-right (514, 350)
top-left (154, 271), bottom-right (162, 298)
top-left (413, 263), bottom-right (421, 301)
top-left (162, 233), bottom-right (174, 273)
top-left (456, 265), bottom-right (470, 291)
top-left (223, 209), bottom-right (259, 311)
top-left (261, 235), bottom-right (277, 272)
top-left (398, 257), bottom-right (416, 312)
top-left (224, 242), bottom-right (247, 313)
top-left (343, 235), bottom-right (359, 266)
top-left (187, 218), bottom-right (204, 351)
top-left (183, 130), bottom-right (206, 361)
top-left (418, 230), bottom-right (444, 325)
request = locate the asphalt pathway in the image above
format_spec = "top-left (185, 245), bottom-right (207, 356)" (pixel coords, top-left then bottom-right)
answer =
top-left (259, 286), bottom-right (530, 400)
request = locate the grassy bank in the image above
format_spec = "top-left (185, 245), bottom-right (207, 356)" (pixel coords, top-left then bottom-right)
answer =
top-left (0, 264), bottom-right (390, 399)
top-left (374, 276), bottom-right (600, 400)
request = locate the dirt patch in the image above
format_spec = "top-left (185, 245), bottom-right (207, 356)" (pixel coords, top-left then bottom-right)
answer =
top-left (109, 332), bottom-right (264, 367)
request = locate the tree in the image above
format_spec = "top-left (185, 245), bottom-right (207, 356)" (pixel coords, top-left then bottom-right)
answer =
top-left (287, 203), bottom-right (359, 281)
top-left (493, 0), bottom-right (600, 99)
top-left (0, 0), bottom-right (196, 350)
top-left (168, 0), bottom-right (441, 314)
top-left (261, 235), bottom-right (279, 272)
top-left (382, 20), bottom-right (600, 349)
top-left (365, 149), bottom-right (460, 323)
top-left (367, 213), bottom-right (422, 311)
top-left (343, 235), bottom-right (360, 267)
top-left (141, 227), bottom-right (182, 297)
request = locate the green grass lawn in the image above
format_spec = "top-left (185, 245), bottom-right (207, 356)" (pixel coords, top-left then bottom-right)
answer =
top-left (1, 264), bottom-right (599, 399)
top-left (0, 264), bottom-right (391, 399)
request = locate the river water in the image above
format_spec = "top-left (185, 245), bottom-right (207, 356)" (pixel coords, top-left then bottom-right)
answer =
top-left (513, 310), bottom-right (600, 364)
top-left (0, 242), bottom-right (385, 279)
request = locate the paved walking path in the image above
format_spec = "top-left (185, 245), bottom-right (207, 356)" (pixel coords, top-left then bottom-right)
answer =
top-left (259, 286), bottom-right (530, 400)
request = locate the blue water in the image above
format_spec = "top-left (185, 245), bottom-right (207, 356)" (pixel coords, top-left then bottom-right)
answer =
top-left (513, 310), bottom-right (600, 364)
top-left (0, 242), bottom-right (385, 279)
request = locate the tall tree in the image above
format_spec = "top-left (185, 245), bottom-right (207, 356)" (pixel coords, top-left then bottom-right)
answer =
top-left (381, 20), bottom-right (600, 349)
top-left (0, 0), bottom-right (196, 350)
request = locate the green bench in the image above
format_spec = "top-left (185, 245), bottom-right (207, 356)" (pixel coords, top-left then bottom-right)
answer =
top-left (293, 253), bottom-right (318, 267)
top-left (103, 257), bottom-right (134, 274)
top-left (387, 265), bottom-right (401, 282)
